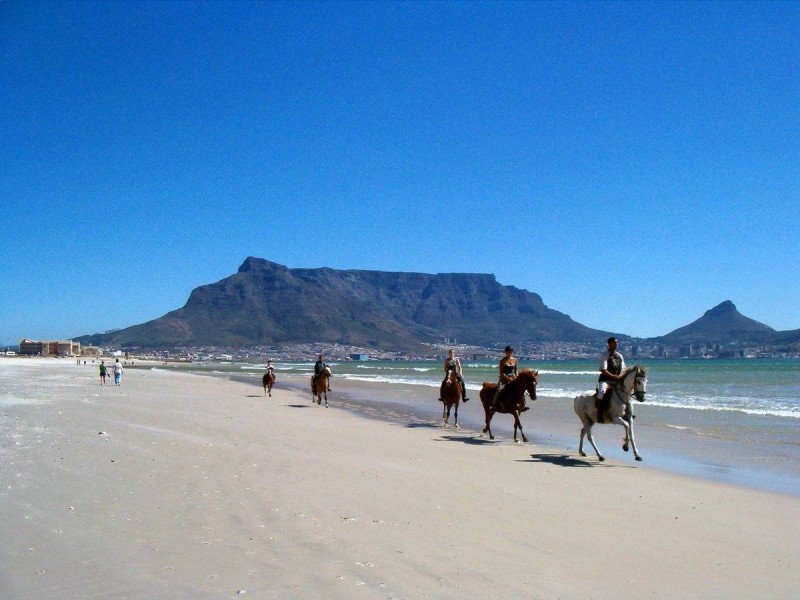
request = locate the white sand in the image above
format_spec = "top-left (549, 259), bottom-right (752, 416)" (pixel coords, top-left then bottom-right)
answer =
top-left (1, 357), bottom-right (798, 599)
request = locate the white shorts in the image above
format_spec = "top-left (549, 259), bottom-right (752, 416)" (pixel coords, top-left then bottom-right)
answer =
top-left (597, 381), bottom-right (610, 397)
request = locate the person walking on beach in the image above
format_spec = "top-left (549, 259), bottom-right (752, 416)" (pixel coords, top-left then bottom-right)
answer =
top-left (596, 337), bottom-right (625, 422)
top-left (99, 360), bottom-right (107, 385)
top-left (490, 346), bottom-right (518, 411)
top-left (438, 348), bottom-right (469, 403)
top-left (113, 358), bottom-right (123, 386)
top-left (311, 353), bottom-right (331, 393)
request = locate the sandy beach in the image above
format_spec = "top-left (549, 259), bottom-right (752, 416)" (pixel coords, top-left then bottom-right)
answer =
top-left (1, 358), bottom-right (798, 599)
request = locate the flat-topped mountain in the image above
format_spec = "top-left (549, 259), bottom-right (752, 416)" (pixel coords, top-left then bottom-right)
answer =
top-left (77, 257), bottom-right (613, 350)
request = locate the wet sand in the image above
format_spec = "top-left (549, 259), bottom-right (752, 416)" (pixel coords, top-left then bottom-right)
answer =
top-left (2, 358), bottom-right (798, 598)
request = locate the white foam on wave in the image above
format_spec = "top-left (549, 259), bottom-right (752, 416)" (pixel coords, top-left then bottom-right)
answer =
top-left (646, 399), bottom-right (800, 419)
top-left (339, 374), bottom-right (482, 391)
top-left (536, 370), bottom-right (598, 376)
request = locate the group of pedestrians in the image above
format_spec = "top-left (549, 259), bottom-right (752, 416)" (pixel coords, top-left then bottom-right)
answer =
top-left (98, 359), bottom-right (124, 386)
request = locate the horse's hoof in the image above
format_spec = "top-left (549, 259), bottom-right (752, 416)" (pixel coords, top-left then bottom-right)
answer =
top-left (454, 424), bottom-right (459, 430)
top-left (580, 451), bottom-right (587, 457)
top-left (598, 456), bottom-right (606, 462)
top-left (623, 444), bottom-right (629, 452)
top-left (635, 456), bottom-right (643, 461)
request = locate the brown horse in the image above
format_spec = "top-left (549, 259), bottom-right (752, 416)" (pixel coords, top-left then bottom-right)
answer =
top-left (440, 370), bottom-right (463, 429)
top-left (312, 366), bottom-right (331, 408)
top-left (479, 369), bottom-right (539, 442)
top-left (262, 371), bottom-right (275, 397)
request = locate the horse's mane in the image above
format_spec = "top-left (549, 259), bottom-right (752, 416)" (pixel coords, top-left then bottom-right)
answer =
top-left (622, 365), bottom-right (647, 376)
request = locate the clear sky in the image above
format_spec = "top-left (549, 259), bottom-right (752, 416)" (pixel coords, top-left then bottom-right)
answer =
top-left (1, 0), bottom-right (798, 345)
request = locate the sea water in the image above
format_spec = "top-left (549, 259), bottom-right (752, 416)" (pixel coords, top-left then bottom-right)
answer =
top-left (226, 358), bottom-right (800, 495)
top-left (237, 358), bottom-right (800, 419)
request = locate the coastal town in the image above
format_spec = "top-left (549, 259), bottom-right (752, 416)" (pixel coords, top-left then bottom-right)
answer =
top-left (7, 338), bottom-right (799, 363)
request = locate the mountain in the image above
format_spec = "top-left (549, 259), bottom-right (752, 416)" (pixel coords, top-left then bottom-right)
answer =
top-left (76, 257), bottom-right (613, 350)
top-left (654, 301), bottom-right (776, 344)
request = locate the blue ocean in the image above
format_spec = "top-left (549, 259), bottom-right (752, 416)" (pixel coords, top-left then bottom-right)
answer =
top-left (235, 358), bottom-right (800, 420)
top-left (209, 357), bottom-right (799, 496)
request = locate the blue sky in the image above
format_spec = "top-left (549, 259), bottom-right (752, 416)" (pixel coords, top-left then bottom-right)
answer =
top-left (1, 0), bottom-right (798, 344)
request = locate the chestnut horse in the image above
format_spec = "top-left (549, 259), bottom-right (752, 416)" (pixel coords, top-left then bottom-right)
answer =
top-left (479, 369), bottom-right (539, 442)
top-left (440, 370), bottom-right (463, 429)
top-left (311, 366), bottom-right (331, 408)
top-left (262, 371), bottom-right (275, 397)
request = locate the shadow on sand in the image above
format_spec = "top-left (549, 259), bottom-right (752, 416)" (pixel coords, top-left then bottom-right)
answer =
top-left (406, 422), bottom-right (442, 429)
top-left (286, 404), bottom-right (311, 409)
top-left (437, 434), bottom-right (498, 446)
top-left (518, 453), bottom-right (636, 469)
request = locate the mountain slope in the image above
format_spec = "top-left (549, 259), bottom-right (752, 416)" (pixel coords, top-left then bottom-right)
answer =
top-left (76, 257), bottom-right (611, 349)
top-left (655, 301), bottom-right (775, 344)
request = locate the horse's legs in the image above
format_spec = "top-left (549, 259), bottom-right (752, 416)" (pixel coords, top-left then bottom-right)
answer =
top-left (578, 426), bottom-right (586, 456)
top-left (512, 411), bottom-right (526, 443)
top-left (584, 422), bottom-right (604, 461)
top-left (453, 402), bottom-right (459, 429)
top-left (483, 410), bottom-right (495, 440)
top-left (442, 403), bottom-right (448, 426)
top-left (612, 415), bottom-right (641, 460)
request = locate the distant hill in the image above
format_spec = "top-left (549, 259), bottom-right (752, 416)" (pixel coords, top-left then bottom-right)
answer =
top-left (76, 257), bottom-right (614, 350)
top-left (654, 301), bottom-right (776, 344)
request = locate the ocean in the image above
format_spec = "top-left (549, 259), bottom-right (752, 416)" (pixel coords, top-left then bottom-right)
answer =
top-left (228, 358), bottom-right (800, 420)
top-left (196, 357), bottom-right (800, 496)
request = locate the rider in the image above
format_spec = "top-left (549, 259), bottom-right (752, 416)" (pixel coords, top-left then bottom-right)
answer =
top-left (490, 345), bottom-right (518, 411)
top-left (311, 353), bottom-right (331, 394)
top-left (596, 337), bottom-right (625, 422)
top-left (438, 348), bottom-right (469, 403)
top-left (266, 359), bottom-right (275, 381)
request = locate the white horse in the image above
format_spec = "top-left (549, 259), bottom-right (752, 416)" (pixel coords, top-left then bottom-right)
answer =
top-left (573, 365), bottom-right (648, 462)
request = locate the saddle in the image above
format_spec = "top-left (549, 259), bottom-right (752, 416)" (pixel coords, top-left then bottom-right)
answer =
top-left (494, 384), bottom-right (529, 413)
top-left (594, 388), bottom-right (613, 423)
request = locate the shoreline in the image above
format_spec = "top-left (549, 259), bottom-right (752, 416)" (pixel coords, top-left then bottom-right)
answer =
top-left (2, 358), bottom-right (799, 598)
top-left (222, 371), bottom-right (800, 499)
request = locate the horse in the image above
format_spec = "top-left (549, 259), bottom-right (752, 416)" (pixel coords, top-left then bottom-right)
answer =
top-left (478, 369), bottom-right (539, 442)
top-left (311, 366), bottom-right (331, 408)
top-left (439, 370), bottom-right (463, 429)
top-left (262, 371), bottom-right (275, 397)
top-left (573, 365), bottom-right (648, 462)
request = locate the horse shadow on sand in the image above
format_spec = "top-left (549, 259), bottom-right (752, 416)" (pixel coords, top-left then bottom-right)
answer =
top-left (406, 422), bottom-right (442, 430)
top-left (518, 453), bottom-right (636, 469)
top-left (436, 434), bottom-right (499, 446)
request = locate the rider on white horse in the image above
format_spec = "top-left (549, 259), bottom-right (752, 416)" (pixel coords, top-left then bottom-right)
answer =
top-left (597, 337), bottom-right (625, 422)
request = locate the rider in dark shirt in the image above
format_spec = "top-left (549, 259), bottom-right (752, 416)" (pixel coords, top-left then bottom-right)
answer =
top-left (491, 346), bottom-right (518, 410)
top-left (596, 337), bottom-right (625, 422)
top-left (311, 353), bottom-right (332, 393)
